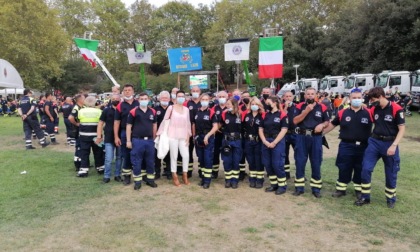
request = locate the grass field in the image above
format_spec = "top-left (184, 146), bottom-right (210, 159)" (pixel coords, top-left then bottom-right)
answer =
top-left (0, 113), bottom-right (419, 251)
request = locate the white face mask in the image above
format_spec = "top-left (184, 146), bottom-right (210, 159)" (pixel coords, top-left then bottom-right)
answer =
top-left (124, 95), bottom-right (133, 100)
top-left (171, 94), bottom-right (176, 99)
top-left (218, 98), bottom-right (226, 105)
top-left (192, 92), bottom-right (200, 99)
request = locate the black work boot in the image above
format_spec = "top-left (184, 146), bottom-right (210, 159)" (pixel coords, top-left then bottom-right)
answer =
top-left (332, 190), bottom-right (347, 198)
top-left (265, 185), bottom-right (278, 192)
top-left (123, 175), bottom-right (131, 185)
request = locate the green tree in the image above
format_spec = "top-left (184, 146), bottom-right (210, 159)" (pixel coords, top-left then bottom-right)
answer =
top-left (0, 0), bottom-right (68, 89)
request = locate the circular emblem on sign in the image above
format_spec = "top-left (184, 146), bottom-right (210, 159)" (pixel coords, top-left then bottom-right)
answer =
top-left (345, 116), bottom-right (351, 122)
top-left (135, 53), bottom-right (144, 59)
top-left (157, 111), bottom-right (161, 115)
top-left (3, 68), bottom-right (7, 78)
top-left (225, 119), bottom-right (230, 124)
top-left (374, 114), bottom-right (379, 120)
top-left (232, 45), bottom-right (242, 55)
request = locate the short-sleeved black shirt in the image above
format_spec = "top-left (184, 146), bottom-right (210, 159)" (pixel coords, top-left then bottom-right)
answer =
top-left (185, 99), bottom-right (201, 123)
top-left (332, 107), bottom-right (373, 142)
top-left (260, 111), bottom-right (288, 135)
top-left (242, 111), bottom-right (263, 136)
top-left (19, 96), bottom-right (37, 118)
top-left (193, 108), bottom-right (218, 134)
top-left (294, 102), bottom-right (330, 130)
top-left (285, 103), bottom-right (298, 131)
top-left (220, 111), bottom-right (242, 134)
top-left (99, 106), bottom-right (116, 143)
top-left (114, 100), bottom-right (140, 130)
top-left (61, 102), bottom-right (73, 118)
top-left (211, 105), bottom-right (227, 123)
top-left (371, 102), bottom-right (405, 137)
top-left (44, 101), bottom-right (57, 119)
top-left (127, 107), bottom-right (157, 138)
top-left (154, 105), bottom-right (169, 128)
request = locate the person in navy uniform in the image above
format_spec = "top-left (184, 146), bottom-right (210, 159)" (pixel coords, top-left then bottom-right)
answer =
top-left (259, 96), bottom-right (289, 195)
top-left (43, 93), bottom-right (59, 144)
top-left (355, 87), bottom-right (405, 208)
top-left (114, 84), bottom-right (140, 185)
top-left (242, 97), bottom-right (265, 188)
top-left (260, 87), bottom-right (272, 111)
top-left (211, 91), bottom-right (229, 179)
top-left (282, 91), bottom-right (298, 180)
top-left (184, 85), bottom-right (201, 177)
top-left (69, 94), bottom-right (85, 171)
top-left (18, 89), bottom-right (49, 149)
top-left (324, 88), bottom-right (373, 199)
top-left (232, 89), bottom-right (248, 180)
top-left (126, 92), bottom-right (158, 190)
top-left (154, 91), bottom-right (172, 179)
top-left (61, 96), bottom-right (74, 145)
top-left (193, 93), bottom-right (219, 189)
top-left (293, 87), bottom-right (330, 198)
top-left (220, 98), bottom-right (243, 189)
top-left (96, 94), bottom-right (122, 183)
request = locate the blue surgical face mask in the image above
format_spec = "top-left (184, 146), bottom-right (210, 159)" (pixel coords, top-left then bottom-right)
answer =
top-left (192, 92), bottom-right (200, 99)
top-left (177, 97), bottom-right (185, 104)
top-left (233, 95), bottom-right (240, 101)
top-left (160, 101), bottom-right (169, 106)
top-left (140, 100), bottom-right (149, 107)
top-left (171, 94), bottom-right (176, 99)
top-left (218, 98), bottom-right (226, 105)
top-left (251, 105), bottom-right (259, 111)
top-left (201, 101), bottom-right (209, 107)
top-left (351, 99), bottom-right (363, 107)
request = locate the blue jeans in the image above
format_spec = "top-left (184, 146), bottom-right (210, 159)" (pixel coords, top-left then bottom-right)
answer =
top-left (104, 143), bottom-right (122, 179)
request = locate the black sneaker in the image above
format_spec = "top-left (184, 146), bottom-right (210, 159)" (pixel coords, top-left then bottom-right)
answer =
top-left (225, 181), bottom-right (231, 188)
top-left (212, 172), bottom-right (219, 179)
top-left (41, 142), bottom-right (50, 148)
top-left (275, 188), bottom-right (286, 195)
top-left (355, 191), bottom-right (362, 200)
top-left (203, 183), bottom-right (210, 189)
top-left (114, 176), bottom-right (122, 182)
top-left (103, 178), bottom-right (111, 183)
top-left (77, 173), bottom-right (88, 178)
top-left (255, 183), bottom-right (263, 189)
top-left (123, 175), bottom-right (131, 185)
top-left (134, 182), bottom-right (141, 190)
top-left (312, 192), bottom-right (322, 198)
top-left (26, 146), bottom-right (36, 150)
top-left (332, 190), bottom-right (346, 198)
top-left (292, 191), bottom-right (304, 196)
top-left (249, 181), bottom-right (256, 188)
top-left (231, 183), bottom-right (238, 189)
top-left (387, 201), bottom-right (395, 209)
top-left (354, 198), bottom-right (370, 206)
top-left (265, 186), bottom-right (278, 192)
top-left (146, 181), bottom-right (158, 188)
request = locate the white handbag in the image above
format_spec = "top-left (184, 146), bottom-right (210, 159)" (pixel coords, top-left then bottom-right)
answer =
top-left (155, 107), bottom-right (172, 159)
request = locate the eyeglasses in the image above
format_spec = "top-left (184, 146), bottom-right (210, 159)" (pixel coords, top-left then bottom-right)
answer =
top-left (351, 88), bottom-right (362, 93)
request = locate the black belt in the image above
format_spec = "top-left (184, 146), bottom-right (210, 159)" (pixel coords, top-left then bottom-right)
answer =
top-left (295, 128), bottom-right (322, 136)
top-left (265, 133), bottom-right (279, 139)
top-left (133, 136), bottom-right (153, 140)
top-left (286, 130), bottom-right (295, 134)
top-left (341, 139), bottom-right (367, 145)
top-left (371, 133), bottom-right (396, 141)
top-left (245, 134), bottom-right (259, 141)
top-left (197, 131), bottom-right (210, 135)
top-left (224, 132), bottom-right (241, 141)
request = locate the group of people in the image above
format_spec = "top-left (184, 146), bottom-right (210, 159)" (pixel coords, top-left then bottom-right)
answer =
top-left (17, 84), bottom-right (406, 208)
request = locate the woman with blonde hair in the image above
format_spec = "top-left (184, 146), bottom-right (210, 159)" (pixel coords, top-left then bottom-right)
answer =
top-left (220, 98), bottom-right (243, 189)
top-left (338, 96), bottom-right (350, 111)
top-left (157, 90), bottom-right (191, 186)
top-left (242, 97), bottom-right (265, 188)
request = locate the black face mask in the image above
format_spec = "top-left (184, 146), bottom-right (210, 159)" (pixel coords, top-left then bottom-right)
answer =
top-left (111, 100), bottom-right (120, 107)
top-left (242, 98), bottom-right (250, 104)
top-left (266, 105), bottom-right (273, 111)
top-left (262, 94), bottom-right (269, 100)
top-left (306, 99), bottom-right (315, 104)
top-left (371, 100), bottom-right (380, 107)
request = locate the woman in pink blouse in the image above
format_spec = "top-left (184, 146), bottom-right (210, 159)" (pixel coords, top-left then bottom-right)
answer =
top-left (158, 90), bottom-right (192, 186)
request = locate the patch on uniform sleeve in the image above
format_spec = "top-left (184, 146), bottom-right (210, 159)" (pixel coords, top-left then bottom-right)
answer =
top-left (72, 109), bottom-right (77, 113)
top-left (399, 112), bottom-right (404, 119)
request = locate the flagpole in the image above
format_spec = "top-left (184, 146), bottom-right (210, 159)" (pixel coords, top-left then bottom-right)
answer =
top-left (140, 64), bottom-right (146, 91)
top-left (93, 55), bottom-right (120, 87)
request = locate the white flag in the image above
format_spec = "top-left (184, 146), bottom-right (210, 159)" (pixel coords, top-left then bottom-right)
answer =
top-left (224, 41), bottom-right (250, 61)
top-left (126, 49), bottom-right (152, 64)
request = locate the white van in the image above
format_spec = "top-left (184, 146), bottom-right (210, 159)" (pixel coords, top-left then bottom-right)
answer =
top-left (344, 73), bottom-right (375, 96)
top-left (410, 70), bottom-right (420, 108)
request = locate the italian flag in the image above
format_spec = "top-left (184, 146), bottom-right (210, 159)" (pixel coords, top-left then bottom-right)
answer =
top-left (258, 37), bottom-right (283, 79)
top-left (74, 38), bottom-right (99, 68)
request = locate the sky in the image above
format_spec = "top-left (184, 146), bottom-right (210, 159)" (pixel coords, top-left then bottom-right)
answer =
top-left (122, 0), bottom-right (217, 8)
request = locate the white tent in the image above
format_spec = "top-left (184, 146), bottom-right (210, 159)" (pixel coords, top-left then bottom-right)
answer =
top-left (0, 59), bottom-right (24, 97)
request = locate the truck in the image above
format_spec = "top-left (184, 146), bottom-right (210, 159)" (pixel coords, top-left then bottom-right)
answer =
top-left (276, 82), bottom-right (298, 97)
top-left (297, 78), bottom-right (318, 92)
top-left (319, 75), bottom-right (346, 94)
top-left (343, 73), bottom-right (375, 96)
top-left (375, 70), bottom-right (411, 96)
top-left (410, 69), bottom-right (420, 108)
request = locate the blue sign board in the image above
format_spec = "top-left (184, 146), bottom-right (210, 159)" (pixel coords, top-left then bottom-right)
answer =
top-left (167, 47), bottom-right (202, 73)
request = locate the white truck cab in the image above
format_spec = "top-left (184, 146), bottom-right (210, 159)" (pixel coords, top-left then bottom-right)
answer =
top-left (319, 75), bottom-right (346, 95)
top-left (375, 70), bottom-right (411, 95)
top-left (344, 73), bottom-right (375, 96)
top-left (410, 70), bottom-right (420, 108)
